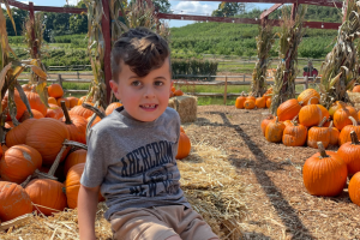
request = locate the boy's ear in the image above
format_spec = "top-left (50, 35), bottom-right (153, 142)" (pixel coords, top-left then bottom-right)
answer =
top-left (109, 80), bottom-right (121, 100)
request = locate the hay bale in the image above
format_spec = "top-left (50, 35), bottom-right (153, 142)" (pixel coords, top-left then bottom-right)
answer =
top-left (348, 92), bottom-right (360, 111)
top-left (168, 95), bottom-right (197, 123)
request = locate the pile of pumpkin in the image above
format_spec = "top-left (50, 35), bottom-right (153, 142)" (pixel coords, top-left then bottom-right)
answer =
top-left (0, 83), bottom-right (192, 224)
top-left (261, 88), bottom-right (360, 149)
top-left (170, 84), bottom-right (184, 98)
top-left (234, 88), bottom-right (273, 109)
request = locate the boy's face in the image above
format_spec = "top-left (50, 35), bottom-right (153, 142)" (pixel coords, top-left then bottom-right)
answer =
top-left (110, 58), bottom-right (171, 122)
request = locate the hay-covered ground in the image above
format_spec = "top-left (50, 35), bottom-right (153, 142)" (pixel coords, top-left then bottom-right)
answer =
top-left (183, 106), bottom-right (360, 240)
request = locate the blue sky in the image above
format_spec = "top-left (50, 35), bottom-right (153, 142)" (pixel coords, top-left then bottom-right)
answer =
top-left (6, 0), bottom-right (274, 28)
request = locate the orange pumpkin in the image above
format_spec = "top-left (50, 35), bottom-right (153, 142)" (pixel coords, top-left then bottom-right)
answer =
top-left (174, 89), bottom-right (184, 96)
top-left (61, 102), bottom-right (87, 144)
top-left (6, 118), bottom-right (37, 147)
top-left (180, 126), bottom-right (185, 133)
top-left (64, 149), bottom-right (87, 175)
top-left (299, 99), bottom-right (323, 127)
top-left (1, 90), bottom-right (27, 121)
top-left (67, 97), bottom-right (79, 109)
top-left (246, 96), bottom-right (256, 102)
top-left (0, 181), bottom-right (33, 221)
top-left (276, 99), bottom-right (302, 121)
top-left (265, 98), bottom-right (271, 108)
top-left (25, 118), bottom-right (70, 166)
top-left (265, 117), bottom-right (285, 143)
top-left (337, 131), bottom-right (360, 176)
top-left (175, 132), bottom-right (191, 159)
top-left (235, 96), bottom-right (246, 109)
top-left (87, 115), bottom-right (102, 127)
top-left (244, 100), bottom-right (255, 109)
top-left (348, 172), bottom-right (360, 206)
top-left (328, 121), bottom-right (340, 146)
top-left (261, 115), bottom-right (275, 136)
top-left (48, 83), bottom-right (64, 98)
top-left (25, 91), bottom-right (47, 117)
top-left (338, 116), bottom-right (360, 146)
top-left (307, 117), bottom-right (331, 149)
top-left (22, 84), bottom-right (35, 92)
top-left (353, 85), bottom-right (360, 93)
top-left (105, 102), bottom-right (123, 115)
top-left (0, 144), bottom-right (42, 184)
top-left (25, 179), bottom-right (67, 216)
top-left (255, 97), bottom-right (266, 109)
top-left (46, 104), bottom-right (64, 120)
top-left (57, 97), bottom-right (70, 109)
top-left (297, 89), bottom-right (320, 106)
top-left (333, 103), bottom-right (358, 130)
top-left (282, 121), bottom-right (307, 147)
top-left (303, 142), bottom-right (347, 196)
top-left (48, 97), bottom-right (57, 105)
top-left (70, 104), bottom-right (95, 119)
top-left (31, 109), bottom-right (44, 119)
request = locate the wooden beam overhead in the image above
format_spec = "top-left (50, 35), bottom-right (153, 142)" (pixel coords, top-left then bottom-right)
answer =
top-left (260, 3), bottom-right (283, 19)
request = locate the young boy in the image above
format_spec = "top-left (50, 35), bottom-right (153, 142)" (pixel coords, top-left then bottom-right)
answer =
top-left (78, 27), bottom-right (219, 240)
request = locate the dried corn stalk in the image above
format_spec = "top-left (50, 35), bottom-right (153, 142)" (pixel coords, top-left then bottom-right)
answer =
top-left (251, 24), bottom-right (275, 97)
top-left (319, 0), bottom-right (360, 109)
top-left (23, 13), bottom-right (49, 107)
top-left (270, 5), bottom-right (306, 115)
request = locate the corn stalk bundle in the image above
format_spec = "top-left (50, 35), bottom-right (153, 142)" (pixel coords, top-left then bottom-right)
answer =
top-left (319, 0), bottom-right (360, 109)
top-left (0, 1), bottom-right (45, 134)
top-left (251, 24), bottom-right (275, 97)
top-left (270, 6), bottom-right (307, 115)
top-left (23, 13), bottom-right (49, 107)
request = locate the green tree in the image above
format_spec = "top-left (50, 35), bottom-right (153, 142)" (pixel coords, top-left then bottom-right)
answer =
top-left (69, 1), bottom-right (88, 34)
top-left (129, 0), bottom-right (170, 13)
top-left (5, 8), bottom-right (28, 36)
top-left (211, 2), bottom-right (242, 17)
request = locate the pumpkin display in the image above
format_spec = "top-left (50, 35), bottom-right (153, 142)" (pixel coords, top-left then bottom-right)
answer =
top-left (67, 97), bottom-right (79, 109)
top-left (282, 121), bottom-right (307, 147)
top-left (25, 90), bottom-right (47, 117)
top-left (261, 115), bottom-right (275, 136)
top-left (235, 95), bottom-right (246, 109)
top-left (1, 89), bottom-right (27, 121)
top-left (48, 83), bottom-right (64, 98)
top-left (265, 117), bottom-right (285, 143)
top-left (25, 118), bottom-right (70, 166)
top-left (6, 118), bottom-right (37, 147)
top-left (25, 179), bottom-right (67, 216)
top-left (70, 104), bottom-right (95, 119)
top-left (338, 116), bottom-right (360, 146)
top-left (298, 98), bottom-right (323, 127)
top-left (348, 172), bottom-right (360, 206)
top-left (328, 121), bottom-right (340, 146)
top-left (297, 89), bottom-right (320, 106)
top-left (46, 104), bottom-right (64, 120)
top-left (244, 100), bottom-right (255, 109)
top-left (61, 102), bottom-right (87, 144)
top-left (174, 89), bottom-right (184, 96)
top-left (333, 104), bottom-right (358, 130)
top-left (64, 149), bottom-right (87, 175)
top-left (276, 99), bottom-right (302, 121)
top-left (105, 102), bottom-right (123, 115)
top-left (337, 131), bottom-right (360, 176)
top-left (176, 132), bottom-right (191, 159)
top-left (328, 101), bottom-right (346, 117)
top-left (303, 142), bottom-right (347, 196)
top-left (0, 144), bottom-right (42, 184)
top-left (255, 97), bottom-right (266, 109)
top-left (307, 117), bottom-right (330, 149)
top-left (0, 181), bottom-right (33, 221)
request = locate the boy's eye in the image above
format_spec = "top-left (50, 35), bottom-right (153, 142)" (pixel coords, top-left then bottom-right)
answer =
top-left (131, 81), bottom-right (141, 86)
top-left (154, 81), bottom-right (164, 86)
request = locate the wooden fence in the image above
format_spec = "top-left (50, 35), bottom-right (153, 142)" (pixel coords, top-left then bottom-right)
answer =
top-left (18, 71), bottom-right (319, 104)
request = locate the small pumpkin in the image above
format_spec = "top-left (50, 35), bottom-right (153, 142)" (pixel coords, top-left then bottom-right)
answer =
top-left (30, 109), bottom-right (44, 119)
top-left (261, 115), bottom-right (275, 136)
top-left (337, 131), bottom-right (360, 176)
top-left (244, 100), bottom-right (255, 109)
top-left (307, 117), bottom-right (330, 149)
top-left (67, 96), bottom-right (79, 108)
top-left (6, 118), bottom-right (37, 147)
top-left (297, 89), bottom-right (320, 106)
top-left (57, 97), bottom-right (70, 109)
top-left (235, 95), bottom-right (246, 109)
top-left (328, 121), bottom-right (340, 146)
top-left (70, 103), bottom-right (96, 119)
top-left (333, 103), bottom-right (358, 130)
top-left (64, 149), bottom-right (87, 175)
top-left (174, 89), bottom-right (184, 96)
top-left (348, 172), bottom-right (360, 206)
top-left (176, 132), bottom-right (191, 159)
top-left (303, 142), bottom-right (347, 196)
top-left (1, 90), bottom-right (27, 121)
top-left (265, 117), bottom-right (285, 143)
top-left (282, 121), bottom-right (307, 147)
top-left (338, 116), bottom-right (360, 146)
top-left (277, 99), bottom-right (302, 121)
top-left (60, 102), bottom-right (87, 144)
top-left (105, 102), bottom-right (123, 115)
top-left (255, 97), bottom-right (266, 109)
top-left (48, 97), bottom-right (57, 105)
top-left (25, 90), bottom-right (47, 117)
top-left (46, 104), bottom-right (64, 120)
top-left (299, 97), bottom-right (323, 127)
top-left (265, 98), bottom-right (271, 108)
top-left (0, 181), bottom-right (33, 221)
top-left (48, 83), bottom-right (64, 98)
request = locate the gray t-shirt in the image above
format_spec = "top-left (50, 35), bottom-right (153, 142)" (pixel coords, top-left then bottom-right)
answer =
top-left (80, 106), bottom-right (191, 220)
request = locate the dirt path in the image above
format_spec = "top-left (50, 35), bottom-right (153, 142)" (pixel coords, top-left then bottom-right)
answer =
top-left (183, 106), bottom-right (360, 240)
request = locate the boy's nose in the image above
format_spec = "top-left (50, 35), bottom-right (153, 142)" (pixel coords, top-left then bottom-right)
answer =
top-left (143, 86), bottom-right (156, 98)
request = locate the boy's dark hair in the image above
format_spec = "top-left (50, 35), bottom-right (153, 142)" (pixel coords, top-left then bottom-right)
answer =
top-left (111, 27), bottom-right (171, 81)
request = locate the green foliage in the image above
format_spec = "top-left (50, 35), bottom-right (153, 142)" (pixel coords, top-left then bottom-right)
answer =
top-left (211, 2), bottom-right (244, 17)
top-left (172, 59), bottom-right (218, 81)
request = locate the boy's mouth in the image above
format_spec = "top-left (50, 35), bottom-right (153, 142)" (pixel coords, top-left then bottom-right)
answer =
top-left (140, 104), bottom-right (158, 110)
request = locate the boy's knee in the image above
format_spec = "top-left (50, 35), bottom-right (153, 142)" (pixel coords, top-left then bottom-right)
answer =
top-left (165, 235), bottom-right (182, 240)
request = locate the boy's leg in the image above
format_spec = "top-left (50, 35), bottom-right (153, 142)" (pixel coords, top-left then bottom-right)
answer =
top-left (110, 208), bottom-right (181, 240)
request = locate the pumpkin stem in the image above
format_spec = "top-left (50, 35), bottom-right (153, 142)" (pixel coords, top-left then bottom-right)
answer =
top-left (82, 103), bottom-right (106, 119)
top-left (47, 144), bottom-right (68, 176)
top-left (275, 116), bottom-right (279, 123)
top-left (20, 175), bottom-right (32, 188)
top-left (350, 131), bottom-right (360, 145)
top-left (317, 142), bottom-right (328, 158)
top-left (349, 116), bottom-right (358, 126)
top-left (329, 121), bottom-right (333, 129)
top-left (63, 139), bottom-right (87, 150)
top-left (318, 116), bottom-right (327, 127)
top-left (292, 114), bottom-right (299, 121)
top-left (307, 96), bottom-right (319, 105)
top-left (60, 101), bottom-right (72, 125)
top-left (33, 169), bottom-right (57, 181)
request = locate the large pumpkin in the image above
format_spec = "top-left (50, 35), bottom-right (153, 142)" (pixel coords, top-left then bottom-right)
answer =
top-left (5, 118), bottom-right (37, 147)
top-left (25, 91), bottom-right (47, 117)
top-left (333, 104), bottom-right (358, 130)
top-left (297, 89), bottom-right (320, 106)
top-left (307, 117), bottom-right (330, 149)
top-left (282, 121), bottom-right (307, 147)
top-left (176, 132), bottom-right (191, 159)
top-left (1, 89), bottom-right (27, 121)
top-left (298, 99), bottom-right (323, 127)
top-left (276, 99), bottom-right (302, 121)
top-left (105, 102), bottom-right (123, 115)
top-left (67, 96), bottom-right (79, 109)
top-left (64, 149), bottom-right (87, 175)
top-left (0, 144), bottom-right (42, 184)
top-left (0, 181), bottom-right (33, 221)
top-left (25, 179), bottom-right (67, 216)
top-left (349, 172), bottom-right (360, 206)
top-left (25, 118), bottom-right (70, 166)
top-left (70, 104), bottom-right (95, 119)
top-left (338, 116), bottom-right (360, 146)
top-left (337, 131), bottom-right (360, 176)
top-left (48, 83), bottom-right (64, 98)
top-left (303, 142), bottom-right (347, 196)
top-left (61, 101), bottom-right (87, 144)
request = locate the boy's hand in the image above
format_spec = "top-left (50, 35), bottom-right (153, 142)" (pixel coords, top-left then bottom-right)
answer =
top-left (78, 184), bottom-right (100, 240)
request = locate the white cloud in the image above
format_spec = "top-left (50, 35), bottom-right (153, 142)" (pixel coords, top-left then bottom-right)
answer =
top-left (67, 0), bottom-right (79, 6)
top-left (1, 1), bottom-right (31, 9)
top-left (171, 1), bottom-right (218, 16)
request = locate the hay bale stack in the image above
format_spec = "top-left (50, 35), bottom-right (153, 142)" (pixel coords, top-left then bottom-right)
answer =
top-left (168, 95), bottom-right (197, 123)
top-left (347, 92), bottom-right (360, 110)
top-left (177, 144), bottom-right (247, 240)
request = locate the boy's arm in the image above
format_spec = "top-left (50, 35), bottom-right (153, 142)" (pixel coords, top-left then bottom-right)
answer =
top-left (78, 184), bottom-right (100, 240)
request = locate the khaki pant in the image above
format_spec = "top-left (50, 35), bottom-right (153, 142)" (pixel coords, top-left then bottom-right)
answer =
top-left (110, 205), bottom-right (218, 240)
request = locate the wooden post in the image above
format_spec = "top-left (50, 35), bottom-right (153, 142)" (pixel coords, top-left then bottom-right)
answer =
top-left (77, 71), bottom-right (80, 79)
top-left (58, 74), bottom-right (63, 88)
top-left (102, 0), bottom-right (112, 104)
top-left (243, 74), bottom-right (245, 82)
top-left (223, 75), bottom-right (228, 105)
top-left (29, 2), bottom-right (37, 58)
top-left (304, 75), bottom-right (308, 90)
